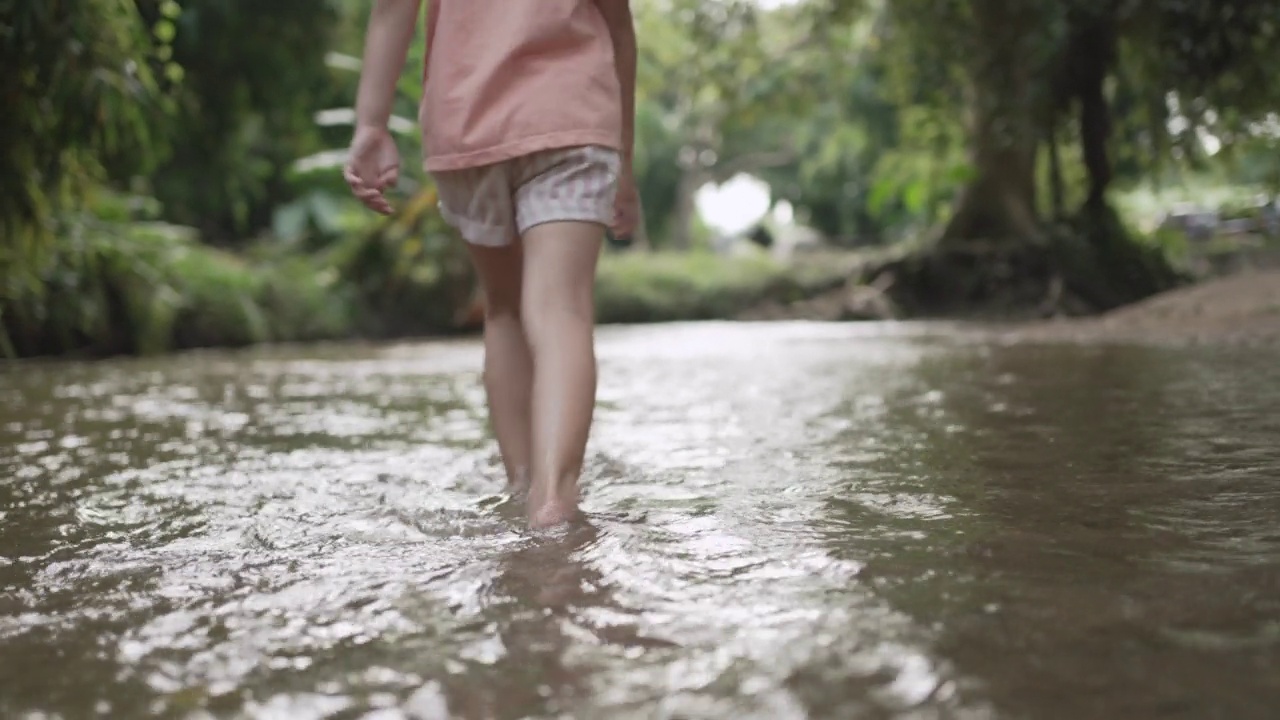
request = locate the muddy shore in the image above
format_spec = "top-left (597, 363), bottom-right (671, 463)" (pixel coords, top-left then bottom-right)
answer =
top-left (1010, 270), bottom-right (1280, 345)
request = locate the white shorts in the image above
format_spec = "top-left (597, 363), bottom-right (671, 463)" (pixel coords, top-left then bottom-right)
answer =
top-left (433, 145), bottom-right (620, 247)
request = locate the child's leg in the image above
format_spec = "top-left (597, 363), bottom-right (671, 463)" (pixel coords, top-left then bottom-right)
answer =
top-left (466, 241), bottom-right (534, 492)
top-left (520, 220), bottom-right (604, 528)
top-left (435, 166), bottom-right (532, 492)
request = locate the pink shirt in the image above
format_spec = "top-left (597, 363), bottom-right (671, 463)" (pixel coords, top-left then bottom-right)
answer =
top-left (420, 0), bottom-right (624, 172)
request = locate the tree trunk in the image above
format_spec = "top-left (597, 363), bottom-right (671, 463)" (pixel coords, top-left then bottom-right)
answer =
top-left (939, 0), bottom-right (1041, 246)
top-left (1047, 124), bottom-right (1065, 220)
top-left (1074, 17), bottom-right (1115, 212)
top-left (885, 0), bottom-right (1180, 317)
top-left (939, 139), bottom-right (1040, 245)
top-left (1067, 19), bottom-right (1180, 307)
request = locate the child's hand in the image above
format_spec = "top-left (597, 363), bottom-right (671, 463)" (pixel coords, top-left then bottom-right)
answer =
top-left (613, 172), bottom-right (641, 238)
top-left (343, 125), bottom-right (400, 215)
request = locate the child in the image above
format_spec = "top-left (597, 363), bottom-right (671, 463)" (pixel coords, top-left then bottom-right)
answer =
top-left (344, 0), bottom-right (639, 528)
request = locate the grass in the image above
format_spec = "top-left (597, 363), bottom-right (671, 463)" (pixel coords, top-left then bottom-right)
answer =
top-left (2, 220), bottom-right (361, 358)
top-left (594, 248), bottom-right (862, 324)
top-left (4, 208), bottom-right (873, 359)
top-left (596, 250), bottom-right (783, 323)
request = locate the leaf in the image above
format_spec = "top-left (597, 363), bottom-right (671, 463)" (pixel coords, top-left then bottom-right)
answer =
top-left (903, 179), bottom-right (929, 213)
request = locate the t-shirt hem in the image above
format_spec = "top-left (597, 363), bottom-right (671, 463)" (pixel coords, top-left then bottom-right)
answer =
top-left (424, 130), bottom-right (621, 172)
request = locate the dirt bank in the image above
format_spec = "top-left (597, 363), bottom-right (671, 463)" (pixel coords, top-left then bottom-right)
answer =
top-left (741, 264), bottom-right (1278, 345)
top-left (1011, 270), bottom-right (1280, 345)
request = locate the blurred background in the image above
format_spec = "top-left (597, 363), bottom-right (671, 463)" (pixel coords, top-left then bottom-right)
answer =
top-left (4, 4), bottom-right (1280, 717)
top-left (3, 0), bottom-right (1278, 359)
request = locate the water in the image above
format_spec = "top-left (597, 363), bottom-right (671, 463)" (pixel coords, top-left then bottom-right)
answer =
top-left (2, 322), bottom-right (1279, 720)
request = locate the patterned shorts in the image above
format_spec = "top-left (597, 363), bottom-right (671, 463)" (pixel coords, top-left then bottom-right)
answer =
top-left (433, 145), bottom-right (620, 247)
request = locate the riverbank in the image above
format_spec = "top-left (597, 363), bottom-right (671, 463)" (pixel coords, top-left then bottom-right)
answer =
top-left (0, 228), bottom-right (863, 359)
top-left (739, 265), bottom-right (1279, 345)
top-left (738, 239), bottom-right (1279, 345)
top-left (4, 224), bottom-right (1274, 360)
top-left (596, 249), bottom-right (868, 324)
top-left (1010, 269), bottom-right (1280, 345)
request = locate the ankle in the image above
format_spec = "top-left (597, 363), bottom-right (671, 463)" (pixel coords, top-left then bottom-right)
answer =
top-left (530, 466), bottom-right (581, 493)
top-left (527, 494), bottom-right (579, 529)
top-left (527, 470), bottom-right (577, 509)
top-left (508, 465), bottom-right (530, 492)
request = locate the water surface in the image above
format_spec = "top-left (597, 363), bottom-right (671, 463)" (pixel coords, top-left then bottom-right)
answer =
top-left (2, 322), bottom-right (1278, 719)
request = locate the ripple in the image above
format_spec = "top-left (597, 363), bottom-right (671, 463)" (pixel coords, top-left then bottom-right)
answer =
top-left (2, 324), bottom-right (1278, 718)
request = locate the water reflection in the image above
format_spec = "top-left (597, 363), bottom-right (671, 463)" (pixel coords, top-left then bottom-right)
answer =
top-left (1, 324), bottom-right (1278, 719)
top-left (818, 341), bottom-right (1280, 720)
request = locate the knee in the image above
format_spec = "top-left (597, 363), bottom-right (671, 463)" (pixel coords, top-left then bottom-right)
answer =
top-left (520, 285), bottom-right (595, 340)
top-left (482, 287), bottom-right (522, 322)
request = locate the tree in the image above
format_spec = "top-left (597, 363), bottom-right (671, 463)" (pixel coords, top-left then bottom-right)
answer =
top-left (760, 13), bottom-right (942, 245)
top-left (1, 0), bottom-right (174, 248)
top-left (633, 0), bottom-right (849, 248)
top-left (141, 0), bottom-right (341, 243)
top-left (1, 0), bottom-right (178, 356)
top-left (850, 0), bottom-right (1280, 313)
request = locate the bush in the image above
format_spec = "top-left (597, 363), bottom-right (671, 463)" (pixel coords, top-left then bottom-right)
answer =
top-left (595, 250), bottom-right (802, 323)
top-left (327, 188), bottom-right (478, 338)
top-left (1, 216), bottom-right (359, 358)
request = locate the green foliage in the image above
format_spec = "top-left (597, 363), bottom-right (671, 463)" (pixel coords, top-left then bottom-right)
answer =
top-left (596, 250), bottom-right (789, 323)
top-left (873, 0), bottom-right (1280, 193)
top-left (277, 0), bottom-right (432, 250)
top-left (326, 188), bottom-right (477, 338)
top-left (633, 0), bottom-right (866, 246)
top-left (632, 100), bottom-right (686, 243)
top-left (1, 2), bottom-right (167, 239)
top-left (594, 248), bottom-right (865, 323)
top-left (8, 0), bottom-right (1280, 358)
top-left (0, 206), bottom-right (359, 358)
top-left (1105, 2), bottom-right (1279, 183)
top-left (144, 0), bottom-right (343, 242)
top-left (1, 0), bottom-right (181, 357)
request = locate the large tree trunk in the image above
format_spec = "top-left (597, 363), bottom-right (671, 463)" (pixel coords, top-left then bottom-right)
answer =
top-left (874, 0), bottom-right (1055, 317)
top-left (1058, 11), bottom-right (1182, 308)
top-left (875, 0), bottom-right (1182, 318)
top-left (939, 0), bottom-right (1042, 247)
top-left (938, 123), bottom-right (1040, 245)
top-left (1074, 16), bottom-right (1115, 212)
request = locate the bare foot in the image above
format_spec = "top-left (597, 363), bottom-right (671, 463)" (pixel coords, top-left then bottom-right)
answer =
top-left (527, 493), bottom-right (580, 529)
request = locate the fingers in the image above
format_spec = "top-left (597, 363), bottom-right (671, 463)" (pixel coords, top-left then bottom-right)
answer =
top-left (347, 180), bottom-right (393, 215)
top-left (616, 178), bottom-right (639, 219)
top-left (612, 187), bottom-right (640, 236)
top-left (345, 127), bottom-right (401, 215)
top-left (611, 206), bottom-right (637, 237)
top-left (377, 165), bottom-right (400, 190)
top-left (344, 165), bottom-right (394, 215)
